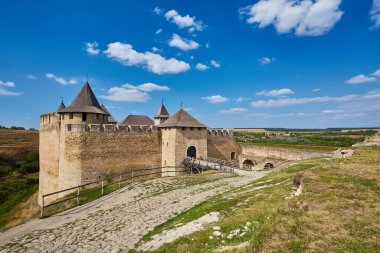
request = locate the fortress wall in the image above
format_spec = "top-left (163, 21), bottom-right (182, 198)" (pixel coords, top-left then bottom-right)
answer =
top-left (38, 113), bottom-right (61, 205)
top-left (241, 145), bottom-right (330, 160)
top-left (161, 128), bottom-right (176, 167)
top-left (61, 126), bottom-right (162, 185)
top-left (207, 131), bottom-right (242, 160)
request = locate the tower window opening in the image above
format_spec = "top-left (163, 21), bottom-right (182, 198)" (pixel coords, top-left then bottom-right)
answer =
top-left (82, 113), bottom-right (87, 122)
top-left (69, 113), bottom-right (73, 119)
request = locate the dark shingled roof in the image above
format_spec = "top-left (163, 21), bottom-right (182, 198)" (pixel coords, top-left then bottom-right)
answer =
top-left (155, 102), bottom-right (170, 118)
top-left (118, 115), bottom-right (154, 126)
top-left (158, 109), bottom-right (207, 128)
top-left (56, 101), bottom-right (66, 112)
top-left (101, 104), bottom-right (118, 123)
top-left (58, 82), bottom-right (107, 114)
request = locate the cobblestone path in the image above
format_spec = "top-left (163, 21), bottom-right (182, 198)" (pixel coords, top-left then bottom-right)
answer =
top-left (0, 171), bottom-right (267, 253)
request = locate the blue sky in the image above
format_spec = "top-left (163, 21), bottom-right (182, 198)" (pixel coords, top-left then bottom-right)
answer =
top-left (1, 0), bottom-right (380, 129)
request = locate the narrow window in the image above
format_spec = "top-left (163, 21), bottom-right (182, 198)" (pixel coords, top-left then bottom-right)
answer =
top-left (96, 114), bottom-right (99, 120)
top-left (69, 113), bottom-right (73, 119)
top-left (82, 113), bottom-right (87, 122)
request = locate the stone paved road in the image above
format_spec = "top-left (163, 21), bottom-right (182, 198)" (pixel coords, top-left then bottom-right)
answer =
top-left (0, 171), bottom-right (268, 253)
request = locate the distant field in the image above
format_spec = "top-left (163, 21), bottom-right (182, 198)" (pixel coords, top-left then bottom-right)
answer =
top-left (233, 130), bottom-right (376, 150)
top-left (0, 129), bottom-right (39, 231)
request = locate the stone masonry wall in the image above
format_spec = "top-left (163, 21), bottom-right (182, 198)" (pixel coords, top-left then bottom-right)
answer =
top-left (207, 132), bottom-right (242, 160)
top-left (61, 129), bottom-right (162, 186)
top-left (38, 114), bottom-right (61, 205)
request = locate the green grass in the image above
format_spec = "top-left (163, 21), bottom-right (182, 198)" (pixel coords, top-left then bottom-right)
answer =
top-left (234, 130), bottom-right (372, 149)
top-left (0, 173), bottom-right (39, 231)
top-left (135, 147), bottom-right (380, 252)
top-left (238, 142), bottom-right (338, 151)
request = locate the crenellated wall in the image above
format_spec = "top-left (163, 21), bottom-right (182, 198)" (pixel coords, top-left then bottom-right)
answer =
top-left (207, 130), bottom-right (242, 160)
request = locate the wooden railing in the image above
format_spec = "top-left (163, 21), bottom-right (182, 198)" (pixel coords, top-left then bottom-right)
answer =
top-left (40, 166), bottom-right (183, 217)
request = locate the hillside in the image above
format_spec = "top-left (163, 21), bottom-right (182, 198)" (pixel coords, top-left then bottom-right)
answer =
top-left (0, 129), bottom-right (40, 231)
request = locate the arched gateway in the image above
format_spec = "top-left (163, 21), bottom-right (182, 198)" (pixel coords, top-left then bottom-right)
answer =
top-left (187, 146), bottom-right (197, 159)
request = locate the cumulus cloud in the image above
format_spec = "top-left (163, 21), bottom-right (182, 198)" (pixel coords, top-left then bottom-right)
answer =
top-left (373, 69), bottom-right (380, 78)
top-left (202, 95), bottom-right (229, 104)
top-left (100, 82), bottom-right (169, 102)
top-left (312, 88), bottom-right (321, 92)
top-left (259, 57), bottom-right (276, 65)
top-left (240, 0), bottom-right (343, 36)
top-left (164, 10), bottom-right (204, 32)
top-left (256, 88), bottom-right (294, 96)
top-left (371, 0), bottom-right (380, 28)
top-left (27, 74), bottom-right (36, 80)
top-left (346, 74), bottom-right (377, 84)
top-left (85, 41), bottom-right (100, 55)
top-left (0, 80), bottom-right (21, 96)
top-left (210, 60), bottom-right (221, 68)
top-left (168, 34), bottom-right (200, 51)
top-left (104, 42), bottom-right (190, 74)
top-left (195, 63), bottom-right (209, 71)
top-left (46, 73), bottom-right (77, 85)
top-left (218, 108), bottom-right (249, 114)
top-left (123, 82), bottom-right (170, 92)
top-left (235, 97), bottom-right (251, 102)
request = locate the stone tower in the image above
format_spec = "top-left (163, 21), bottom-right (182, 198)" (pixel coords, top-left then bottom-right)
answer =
top-left (159, 109), bottom-right (208, 171)
top-left (154, 101), bottom-right (170, 125)
top-left (101, 104), bottom-right (118, 124)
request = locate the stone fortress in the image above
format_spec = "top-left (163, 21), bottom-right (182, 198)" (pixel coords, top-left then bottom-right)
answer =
top-left (38, 82), bottom-right (241, 205)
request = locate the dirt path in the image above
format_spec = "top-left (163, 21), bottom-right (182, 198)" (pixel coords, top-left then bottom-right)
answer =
top-left (0, 171), bottom-right (268, 252)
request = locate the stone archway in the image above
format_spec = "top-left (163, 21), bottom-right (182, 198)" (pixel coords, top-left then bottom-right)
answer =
top-left (264, 162), bottom-right (274, 169)
top-left (231, 152), bottom-right (236, 160)
top-left (187, 146), bottom-right (197, 159)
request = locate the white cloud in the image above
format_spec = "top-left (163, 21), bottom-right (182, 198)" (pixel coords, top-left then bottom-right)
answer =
top-left (373, 69), bottom-right (380, 78)
top-left (46, 73), bottom-right (77, 85)
top-left (85, 41), bottom-right (100, 55)
top-left (100, 87), bottom-right (150, 102)
top-left (0, 80), bottom-right (15, 87)
top-left (322, 109), bottom-right (344, 114)
top-left (168, 34), bottom-right (200, 51)
top-left (202, 95), bottom-right (229, 104)
top-left (219, 108), bottom-right (249, 114)
top-left (251, 95), bottom-right (357, 108)
top-left (122, 82), bottom-right (170, 92)
top-left (155, 28), bottom-right (163, 35)
top-left (195, 63), bottom-right (209, 71)
top-left (27, 74), bottom-right (36, 80)
top-left (346, 74), bottom-right (377, 84)
top-left (151, 47), bottom-right (161, 52)
top-left (256, 88), bottom-right (294, 96)
top-left (210, 60), bottom-right (221, 68)
top-left (312, 88), bottom-right (321, 92)
top-left (240, 0), bottom-right (343, 36)
top-left (164, 10), bottom-right (204, 32)
top-left (100, 82), bottom-right (169, 102)
top-left (104, 42), bottom-right (190, 74)
top-left (259, 57), bottom-right (275, 65)
top-left (153, 7), bottom-right (163, 15)
top-left (371, 0), bottom-right (380, 28)
top-left (0, 80), bottom-right (21, 96)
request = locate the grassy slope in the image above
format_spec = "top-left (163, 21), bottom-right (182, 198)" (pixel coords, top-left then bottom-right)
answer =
top-left (138, 147), bottom-right (380, 252)
top-left (0, 129), bottom-right (39, 231)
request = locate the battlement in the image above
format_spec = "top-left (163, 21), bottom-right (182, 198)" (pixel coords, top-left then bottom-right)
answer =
top-left (207, 129), bottom-right (232, 138)
top-left (65, 124), bottom-right (159, 133)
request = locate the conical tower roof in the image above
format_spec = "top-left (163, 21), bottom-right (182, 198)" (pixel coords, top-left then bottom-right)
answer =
top-left (158, 109), bottom-right (207, 128)
top-left (155, 102), bottom-right (169, 118)
top-left (101, 104), bottom-right (118, 123)
top-left (56, 101), bottom-right (66, 112)
top-left (118, 115), bottom-right (154, 126)
top-left (58, 82), bottom-right (107, 114)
